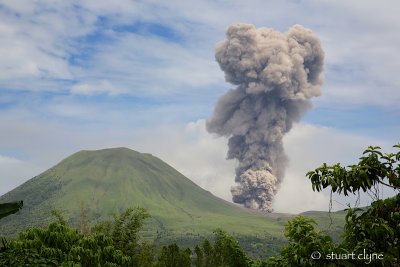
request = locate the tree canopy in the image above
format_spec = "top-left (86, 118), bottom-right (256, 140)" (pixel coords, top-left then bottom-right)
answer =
top-left (269, 144), bottom-right (400, 266)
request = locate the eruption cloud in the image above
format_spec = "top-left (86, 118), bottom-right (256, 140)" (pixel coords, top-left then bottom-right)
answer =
top-left (206, 24), bottom-right (324, 212)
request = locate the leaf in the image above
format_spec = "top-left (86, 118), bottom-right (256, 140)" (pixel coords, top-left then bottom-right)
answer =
top-left (0, 201), bottom-right (23, 220)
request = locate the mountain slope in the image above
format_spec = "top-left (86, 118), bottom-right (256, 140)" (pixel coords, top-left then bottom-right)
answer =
top-left (2, 148), bottom-right (275, 231)
top-left (0, 148), bottom-right (345, 256)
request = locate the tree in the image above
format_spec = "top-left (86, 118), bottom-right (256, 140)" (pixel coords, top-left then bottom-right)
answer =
top-left (78, 201), bottom-right (90, 235)
top-left (212, 229), bottom-right (250, 267)
top-left (1, 207), bottom-right (155, 266)
top-left (307, 145), bottom-right (400, 196)
top-left (156, 229), bottom-right (265, 267)
top-left (267, 216), bottom-right (336, 267)
top-left (194, 245), bottom-right (204, 267)
top-left (269, 144), bottom-right (400, 267)
top-left (92, 207), bottom-right (155, 266)
top-left (0, 222), bottom-right (131, 266)
top-left (202, 239), bottom-right (216, 267)
top-left (307, 144), bottom-right (399, 266)
top-left (157, 243), bottom-right (191, 267)
top-left (192, 229), bottom-right (265, 267)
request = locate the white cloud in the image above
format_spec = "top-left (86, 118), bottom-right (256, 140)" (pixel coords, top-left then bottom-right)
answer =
top-left (70, 80), bottom-right (121, 95)
top-left (273, 123), bottom-right (389, 213)
top-left (81, 33), bottom-right (222, 96)
top-left (0, 155), bottom-right (43, 196)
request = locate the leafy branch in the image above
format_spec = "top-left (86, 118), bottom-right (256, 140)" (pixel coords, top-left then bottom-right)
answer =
top-left (306, 144), bottom-right (400, 197)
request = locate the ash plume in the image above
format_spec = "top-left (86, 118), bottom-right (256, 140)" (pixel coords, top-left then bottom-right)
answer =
top-left (206, 24), bottom-right (324, 212)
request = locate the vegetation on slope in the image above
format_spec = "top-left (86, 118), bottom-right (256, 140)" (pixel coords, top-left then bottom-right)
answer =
top-left (0, 147), bottom-right (344, 258)
top-left (0, 207), bottom-right (267, 267)
top-left (2, 144), bottom-right (397, 266)
top-left (0, 148), bottom-right (285, 234)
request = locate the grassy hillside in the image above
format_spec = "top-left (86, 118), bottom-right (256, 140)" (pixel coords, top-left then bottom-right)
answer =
top-left (0, 147), bottom-right (345, 256)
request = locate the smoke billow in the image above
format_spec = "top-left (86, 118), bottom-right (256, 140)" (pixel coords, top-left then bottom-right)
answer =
top-left (206, 24), bottom-right (324, 212)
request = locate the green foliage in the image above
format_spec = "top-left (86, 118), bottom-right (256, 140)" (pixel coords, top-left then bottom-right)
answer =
top-left (50, 210), bottom-right (67, 226)
top-left (267, 216), bottom-right (336, 266)
top-left (190, 229), bottom-right (267, 267)
top-left (0, 201), bottom-right (23, 220)
top-left (78, 201), bottom-right (90, 235)
top-left (0, 147), bottom-right (359, 264)
top-left (0, 207), bottom-right (156, 266)
top-left (0, 147), bottom-right (302, 247)
top-left (212, 229), bottom-right (251, 267)
top-left (271, 144), bottom-right (400, 266)
top-left (111, 207), bottom-right (150, 254)
top-left (307, 144), bottom-right (400, 195)
top-left (194, 245), bottom-right (203, 267)
top-left (0, 147), bottom-right (347, 260)
top-left (157, 243), bottom-right (191, 267)
top-left (155, 229), bottom-right (268, 267)
top-left (342, 194), bottom-right (400, 266)
top-left (0, 203), bottom-right (343, 267)
top-left (2, 214), bottom-right (268, 267)
top-left (93, 207), bottom-right (155, 266)
top-left (202, 239), bottom-right (215, 266)
top-left (0, 222), bottom-right (131, 266)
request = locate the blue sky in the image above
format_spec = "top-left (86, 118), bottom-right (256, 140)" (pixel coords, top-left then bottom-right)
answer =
top-left (0, 0), bottom-right (399, 213)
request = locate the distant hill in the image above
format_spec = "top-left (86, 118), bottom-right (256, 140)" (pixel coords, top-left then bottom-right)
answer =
top-left (0, 147), bottom-right (345, 257)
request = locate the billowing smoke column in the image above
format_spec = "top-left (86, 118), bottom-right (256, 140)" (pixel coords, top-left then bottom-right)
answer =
top-left (206, 24), bottom-right (324, 212)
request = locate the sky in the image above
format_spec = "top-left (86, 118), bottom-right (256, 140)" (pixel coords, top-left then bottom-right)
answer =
top-left (0, 0), bottom-right (399, 214)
